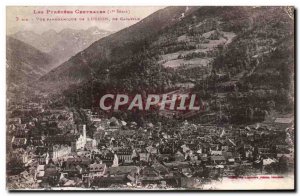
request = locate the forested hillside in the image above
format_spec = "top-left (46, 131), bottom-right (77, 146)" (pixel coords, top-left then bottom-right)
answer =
top-left (41, 6), bottom-right (294, 124)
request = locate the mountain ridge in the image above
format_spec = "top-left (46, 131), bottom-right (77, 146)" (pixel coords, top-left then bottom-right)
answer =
top-left (35, 6), bottom-right (294, 119)
top-left (6, 36), bottom-right (54, 87)
top-left (39, 6), bottom-right (199, 85)
top-left (11, 26), bottom-right (112, 71)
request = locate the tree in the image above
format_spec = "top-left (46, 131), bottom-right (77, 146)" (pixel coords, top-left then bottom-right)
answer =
top-left (7, 157), bottom-right (24, 175)
top-left (234, 165), bottom-right (246, 177)
top-left (277, 156), bottom-right (289, 174)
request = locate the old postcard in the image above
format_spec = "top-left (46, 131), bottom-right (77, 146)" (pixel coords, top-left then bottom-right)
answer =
top-left (6, 6), bottom-right (295, 191)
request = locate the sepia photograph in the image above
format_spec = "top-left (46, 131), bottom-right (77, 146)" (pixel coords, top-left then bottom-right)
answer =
top-left (5, 5), bottom-right (295, 191)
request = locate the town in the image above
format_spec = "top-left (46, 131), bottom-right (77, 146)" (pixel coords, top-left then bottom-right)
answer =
top-left (6, 6), bottom-right (294, 190)
top-left (6, 88), bottom-right (294, 190)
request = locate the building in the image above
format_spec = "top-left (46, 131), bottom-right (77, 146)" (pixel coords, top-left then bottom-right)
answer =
top-left (51, 145), bottom-right (72, 159)
top-left (85, 138), bottom-right (97, 150)
top-left (116, 148), bottom-right (133, 163)
top-left (76, 125), bottom-right (87, 150)
top-left (89, 163), bottom-right (107, 178)
top-left (11, 137), bottom-right (27, 149)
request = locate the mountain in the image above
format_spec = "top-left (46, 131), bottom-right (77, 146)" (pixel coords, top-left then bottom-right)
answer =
top-left (38, 6), bottom-right (294, 119)
top-left (6, 37), bottom-right (53, 87)
top-left (11, 27), bottom-right (111, 70)
top-left (39, 6), bottom-right (199, 85)
top-left (10, 31), bottom-right (50, 53)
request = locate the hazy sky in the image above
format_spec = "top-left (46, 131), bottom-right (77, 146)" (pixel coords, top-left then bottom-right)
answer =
top-left (6, 6), bottom-right (164, 35)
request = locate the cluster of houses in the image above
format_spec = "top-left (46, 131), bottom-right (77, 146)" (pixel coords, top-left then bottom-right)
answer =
top-left (6, 92), bottom-right (294, 190)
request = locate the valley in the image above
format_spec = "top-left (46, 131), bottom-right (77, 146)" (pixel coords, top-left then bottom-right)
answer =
top-left (6, 6), bottom-right (295, 190)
